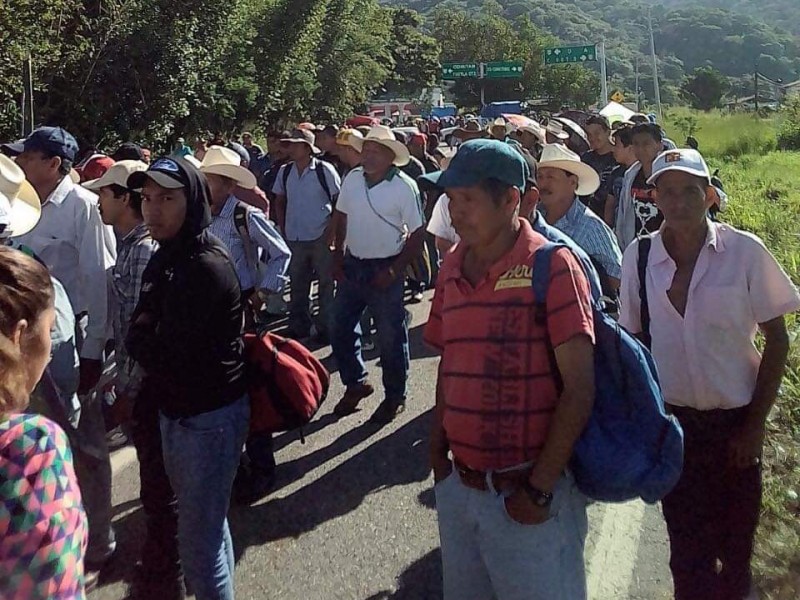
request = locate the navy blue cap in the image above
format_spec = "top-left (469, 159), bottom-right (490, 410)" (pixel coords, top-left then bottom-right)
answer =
top-left (2, 127), bottom-right (79, 162)
top-left (418, 139), bottom-right (529, 191)
top-left (127, 157), bottom-right (189, 190)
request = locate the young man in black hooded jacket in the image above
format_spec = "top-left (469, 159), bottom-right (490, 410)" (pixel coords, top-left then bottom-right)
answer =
top-left (127, 157), bottom-right (249, 600)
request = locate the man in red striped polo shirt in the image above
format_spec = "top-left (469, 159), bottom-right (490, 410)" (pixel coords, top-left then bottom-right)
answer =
top-left (421, 139), bottom-right (596, 600)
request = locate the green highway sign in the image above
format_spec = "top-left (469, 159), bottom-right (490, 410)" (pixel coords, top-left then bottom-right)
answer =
top-left (543, 45), bottom-right (597, 65)
top-left (485, 61), bottom-right (524, 79)
top-left (441, 62), bottom-right (478, 79)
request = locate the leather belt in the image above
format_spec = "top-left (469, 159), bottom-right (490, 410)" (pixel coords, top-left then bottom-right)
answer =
top-left (453, 458), bottom-right (533, 495)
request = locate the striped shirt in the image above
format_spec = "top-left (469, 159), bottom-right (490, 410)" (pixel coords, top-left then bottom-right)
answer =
top-left (209, 195), bottom-right (291, 292)
top-left (112, 223), bottom-right (157, 395)
top-left (550, 197), bottom-right (623, 280)
top-left (424, 219), bottom-right (594, 471)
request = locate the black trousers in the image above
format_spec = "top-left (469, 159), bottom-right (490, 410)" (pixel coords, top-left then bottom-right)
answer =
top-left (662, 405), bottom-right (762, 600)
top-left (130, 392), bottom-right (181, 579)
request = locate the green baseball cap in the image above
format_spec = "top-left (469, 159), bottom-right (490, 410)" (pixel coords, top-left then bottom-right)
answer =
top-left (418, 139), bottom-right (529, 192)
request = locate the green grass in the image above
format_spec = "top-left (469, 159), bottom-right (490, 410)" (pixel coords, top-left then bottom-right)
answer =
top-left (681, 117), bottom-right (800, 598)
top-left (662, 106), bottom-right (778, 159)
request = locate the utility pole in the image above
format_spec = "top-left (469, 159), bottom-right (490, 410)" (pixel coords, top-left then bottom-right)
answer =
top-left (599, 41), bottom-right (608, 107)
top-left (21, 54), bottom-right (34, 137)
top-left (754, 61), bottom-right (759, 112)
top-left (479, 62), bottom-right (486, 107)
top-left (635, 56), bottom-right (640, 111)
top-left (648, 8), bottom-right (662, 119)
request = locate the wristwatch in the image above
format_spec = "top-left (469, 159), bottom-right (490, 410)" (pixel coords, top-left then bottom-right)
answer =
top-left (522, 481), bottom-right (554, 508)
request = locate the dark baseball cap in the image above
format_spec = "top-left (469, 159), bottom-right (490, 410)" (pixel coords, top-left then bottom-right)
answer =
top-left (2, 127), bottom-right (79, 161)
top-left (127, 157), bottom-right (189, 190)
top-left (111, 142), bottom-right (147, 162)
top-left (419, 139), bottom-right (528, 192)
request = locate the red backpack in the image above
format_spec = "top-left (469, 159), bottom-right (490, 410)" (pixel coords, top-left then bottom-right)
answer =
top-left (243, 331), bottom-right (330, 440)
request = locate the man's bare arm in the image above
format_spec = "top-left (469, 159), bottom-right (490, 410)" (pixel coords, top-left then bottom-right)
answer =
top-left (528, 334), bottom-right (595, 492)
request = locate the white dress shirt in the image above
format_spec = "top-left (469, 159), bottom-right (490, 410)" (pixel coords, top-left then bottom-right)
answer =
top-left (15, 176), bottom-right (116, 360)
top-left (619, 222), bottom-right (800, 410)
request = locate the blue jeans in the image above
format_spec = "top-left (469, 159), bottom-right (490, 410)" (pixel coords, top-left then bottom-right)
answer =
top-left (331, 255), bottom-right (410, 401)
top-left (435, 470), bottom-right (588, 600)
top-left (160, 395), bottom-right (250, 600)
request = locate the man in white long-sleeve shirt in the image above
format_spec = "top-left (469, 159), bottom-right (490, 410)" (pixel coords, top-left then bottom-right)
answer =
top-left (7, 127), bottom-right (116, 392)
top-left (4, 126), bottom-right (118, 573)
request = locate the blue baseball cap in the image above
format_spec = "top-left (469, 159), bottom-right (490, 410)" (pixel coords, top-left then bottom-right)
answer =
top-left (2, 127), bottom-right (79, 162)
top-left (418, 139), bottom-right (529, 192)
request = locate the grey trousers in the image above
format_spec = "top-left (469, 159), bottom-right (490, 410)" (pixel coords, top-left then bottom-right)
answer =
top-left (287, 235), bottom-right (334, 336)
top-left (73, 314), bottom-right (116, 564)
top-left (72, 390), bottom-right (117, 564)
top-left (28, 386), bottom-right (116, 564)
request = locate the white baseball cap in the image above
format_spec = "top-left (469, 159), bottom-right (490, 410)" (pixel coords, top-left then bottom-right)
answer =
top-left (647, 149), bottom-right (711, 185)
top-left (84, 160), bottom-right (149, 190)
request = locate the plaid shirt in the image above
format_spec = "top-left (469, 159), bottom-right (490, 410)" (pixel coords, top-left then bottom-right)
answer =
top-left (112, 223), bottom-right (157, 394)
top-left (551, 197), bottom-right (623, 280)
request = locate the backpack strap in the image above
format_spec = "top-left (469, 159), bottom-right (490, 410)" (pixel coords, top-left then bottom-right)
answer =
top-left (531, 242), bottom-right (569, 395)
top-left (283, 161), bottom-right (332, 204)
top-left (637, 236), bottom-right (652, 349)
top-left (531, 241), bottom-right (567, 326)
top-left (234, 201), bottom-right (258, 272)
top-left (315, 164), bottom-right (332, 203)
top-left (281, 162), bottom-right (292, 194)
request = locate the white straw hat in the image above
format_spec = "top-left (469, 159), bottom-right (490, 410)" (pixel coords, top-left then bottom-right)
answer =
top-left (362, 125), bottom-right (411, 167)
top-left (0, 154), bottom-right (42, 237)
top-left (199, 145), bottom-right (257, 189)
top-left (538, 144), bottom-right (600, 196)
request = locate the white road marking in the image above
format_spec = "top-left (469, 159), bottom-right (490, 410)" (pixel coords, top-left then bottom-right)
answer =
top-left (587, 500), bottom-right (648, 599)
top-left (110, 445), bottom-right (137, 475)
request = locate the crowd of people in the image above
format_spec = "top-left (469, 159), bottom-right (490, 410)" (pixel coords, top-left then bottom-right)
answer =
top-left (0, 107), bottom-right (798, 600)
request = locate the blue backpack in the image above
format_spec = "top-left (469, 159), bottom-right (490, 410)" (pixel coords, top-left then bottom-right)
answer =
top-left (531, 242), bottom-right (684, 503)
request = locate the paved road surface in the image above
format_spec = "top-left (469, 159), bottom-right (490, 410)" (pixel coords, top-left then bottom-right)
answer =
top-left (90, 292), bottom-right (673, 600)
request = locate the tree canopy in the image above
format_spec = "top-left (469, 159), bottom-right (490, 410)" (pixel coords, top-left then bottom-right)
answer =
top-left (2, 0), bottom-right (798, 146)
top-left (681, 67), bottom-right (731, 111)
top-left (0, 0), bottom-right (438, 146)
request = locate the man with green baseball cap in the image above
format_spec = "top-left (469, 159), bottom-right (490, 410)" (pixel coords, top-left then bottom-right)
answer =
top-left (422, 138), bottom-right (596, 600)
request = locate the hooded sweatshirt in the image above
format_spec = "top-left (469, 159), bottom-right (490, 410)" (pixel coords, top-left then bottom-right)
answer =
top-left (126, 157), bottom-right (246, 418)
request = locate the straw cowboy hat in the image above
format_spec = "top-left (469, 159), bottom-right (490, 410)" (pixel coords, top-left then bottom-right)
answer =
top-left (488, 117), bottom-right (514, 136)
top-left (518, 122), bottom-right (546, 145)
top-left (0, 154), bottom-right (42, 237)
top-left (363, 125), bottom-right (411, 167)
top-left (199, 145), bottom-right (257, 189)
top-left (454, 119), bottom-right (489, 141)
top-left (183, 155), bottom-right (202, 169)
top-left (545, 120), bottom-right (570, 141)
top-left (538, 144), bottom-right (600, 196)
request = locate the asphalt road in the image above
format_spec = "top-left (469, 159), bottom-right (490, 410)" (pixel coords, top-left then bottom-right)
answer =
top-left (89, 292), bottom-right (673, 600)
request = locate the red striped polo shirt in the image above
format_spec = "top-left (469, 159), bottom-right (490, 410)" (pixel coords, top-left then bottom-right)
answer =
top-left (424, 219), bottom-right (594, 471)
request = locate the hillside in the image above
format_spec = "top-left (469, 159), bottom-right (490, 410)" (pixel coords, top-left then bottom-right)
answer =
top-left (386, 0), bottom-right (800, 98)
top-left (663, 0), bottom-right (800, 36)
